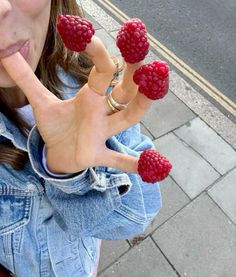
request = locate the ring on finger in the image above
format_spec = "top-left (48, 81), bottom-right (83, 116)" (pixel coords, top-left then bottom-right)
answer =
top-left (107, 97), bottom-right (119, 113)
top-left (106, 91), bottom-right (129, 113)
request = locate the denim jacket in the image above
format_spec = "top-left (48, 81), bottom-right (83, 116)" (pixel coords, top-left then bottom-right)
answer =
top-left (0, 68), bottom-right (162, 277)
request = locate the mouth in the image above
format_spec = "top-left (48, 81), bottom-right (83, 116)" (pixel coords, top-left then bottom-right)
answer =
top-left (0, 40), bottom-right (30, 69)
top-left (0, 40), bottom-right (30, 60)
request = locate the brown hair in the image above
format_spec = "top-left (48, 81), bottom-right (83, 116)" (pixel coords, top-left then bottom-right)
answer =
top-left (0, 0), bottom-right (94, 170)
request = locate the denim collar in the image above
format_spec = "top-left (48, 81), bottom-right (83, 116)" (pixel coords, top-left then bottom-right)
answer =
top-left (0, 111), bottom-right (28, 151)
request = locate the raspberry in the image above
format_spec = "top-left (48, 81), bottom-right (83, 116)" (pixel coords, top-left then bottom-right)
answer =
top-left (138, 149), bottom-right (172, 183)
top-left (133, 60), bottom-right (169, 100)
top-left (116, 18), bottom-right (149, 64)
top-left (57, 15), bottom-right (95, 52)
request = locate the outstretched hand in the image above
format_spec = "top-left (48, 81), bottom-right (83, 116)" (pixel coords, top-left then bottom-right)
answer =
top-left (1, 17), bottom-right (171, 182)
top-left (2, 51), bottom-right (150, 174)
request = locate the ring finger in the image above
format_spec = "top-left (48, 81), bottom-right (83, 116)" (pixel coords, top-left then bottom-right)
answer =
top-left (106, 61), bottom-right (143, 115)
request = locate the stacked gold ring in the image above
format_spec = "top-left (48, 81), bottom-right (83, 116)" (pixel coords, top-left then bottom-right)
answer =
top-left (107, 92), bottom-right (129, 113)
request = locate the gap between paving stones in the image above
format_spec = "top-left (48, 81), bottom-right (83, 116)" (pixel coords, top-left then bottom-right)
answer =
top-left (98, 246), bottom-right (131, 275)
top-left (172, 131), bottom-right (223, 176)
top-left (205, 165), bottom-right (236, 191)
top-left (207, 194), bottom-right (236, 228)
top-left (150, 236), bottom-right (181, 277)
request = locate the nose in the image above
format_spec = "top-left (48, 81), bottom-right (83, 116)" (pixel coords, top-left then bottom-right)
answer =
top-left (0, 1), bottom-right (12, 22)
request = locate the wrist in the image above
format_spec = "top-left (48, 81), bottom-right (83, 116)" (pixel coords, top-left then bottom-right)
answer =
top-left (45, 145), bottom-right (76, 174)
top-left (42, 145), bottom-right (74, 177)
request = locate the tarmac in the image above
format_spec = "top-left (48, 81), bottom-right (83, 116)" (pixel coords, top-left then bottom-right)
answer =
top-left (81, 1), bottom-right (236, 276)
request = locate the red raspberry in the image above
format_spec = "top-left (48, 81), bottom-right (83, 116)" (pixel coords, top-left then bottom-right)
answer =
top-left (133, 60), bottom-right (169, 100)
top-left (57, 15), bottom-right (95, 52)
top-left (138, 149), bottom-right (172, 183)
top-left (116, 18), bottom-right (149, 64)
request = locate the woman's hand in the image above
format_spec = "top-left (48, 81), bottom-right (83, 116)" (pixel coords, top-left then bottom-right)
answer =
top-left (1, 51), bottom-right (151, 174)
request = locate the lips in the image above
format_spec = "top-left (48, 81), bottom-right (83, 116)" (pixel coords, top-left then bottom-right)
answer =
top-left (0, 40), bottom-right (29, 59)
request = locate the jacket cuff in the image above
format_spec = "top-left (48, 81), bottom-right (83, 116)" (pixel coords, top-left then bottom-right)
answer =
top-left (27, 125), bottom-right (132, 195)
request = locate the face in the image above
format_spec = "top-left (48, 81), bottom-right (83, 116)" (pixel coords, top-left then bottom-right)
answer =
top-left (0, 0), bottom-right (51, 88)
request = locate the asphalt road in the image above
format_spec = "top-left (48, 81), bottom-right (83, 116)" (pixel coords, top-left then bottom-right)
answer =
top-left (101, 0), bottom-right (236, 105)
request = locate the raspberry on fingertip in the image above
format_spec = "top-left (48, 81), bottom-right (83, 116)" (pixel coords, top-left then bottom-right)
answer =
top-left (57, 15), bottom-right (95, 52)
top-left (138, 149), bottom-right (172, 183)
top-left (116, 18), bottom-right (149, 64)
top-left (133, 60), bottom-right (169, 100)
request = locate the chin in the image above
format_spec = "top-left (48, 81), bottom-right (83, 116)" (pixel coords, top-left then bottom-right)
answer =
top-left (0, 61), bottom-right (26, 88)
top-left (0, 52), bottom-right (38, 89)
top-left (0, 74), bottom-right (17, 88)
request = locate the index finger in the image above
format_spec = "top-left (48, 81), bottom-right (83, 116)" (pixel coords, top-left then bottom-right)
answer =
top-left (1, 52), bottom-right (57, 108)
top-left (86, 37), bottom-right (117, 95)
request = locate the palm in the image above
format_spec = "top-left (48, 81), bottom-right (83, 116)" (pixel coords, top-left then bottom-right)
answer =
top-left (32, 82), bottom-right (110, 172)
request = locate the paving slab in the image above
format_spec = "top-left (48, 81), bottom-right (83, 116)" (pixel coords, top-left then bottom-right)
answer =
top-left (175, 117), bottom-right (236, 174)
top-left (154, 132), bottom-right (220, 198)
top-left (129, 177), bottom-right (190, 245)
top-left (152, 194), bottom-right (236, 277)
top-left (145, 177), bottom-right (190, 232)
top-left (142, 92), bottom-right (196, 138)
top-left (208, 168), bottom-right (236, 224)
top-left (99, 237), bottom-right (178, 277)
top-left (98, 240), bottom-right (130, 274)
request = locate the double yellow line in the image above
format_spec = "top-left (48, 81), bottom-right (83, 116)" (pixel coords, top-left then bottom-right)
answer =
top-left (97, 0), bottom-right (236, 116)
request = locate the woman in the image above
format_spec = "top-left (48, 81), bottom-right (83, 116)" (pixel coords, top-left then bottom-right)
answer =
top-left (0, 0), bottom-right (163, 276)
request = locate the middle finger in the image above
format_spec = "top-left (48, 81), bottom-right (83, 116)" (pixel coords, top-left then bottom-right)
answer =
top-left (86, 36), bottom-right (117, 95)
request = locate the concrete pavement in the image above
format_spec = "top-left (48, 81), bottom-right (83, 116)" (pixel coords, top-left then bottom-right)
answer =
top-left (81, 1), bottom-right (236, 276)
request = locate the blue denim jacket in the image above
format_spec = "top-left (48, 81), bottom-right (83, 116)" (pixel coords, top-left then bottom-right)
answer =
top-left (0, 68), bottom-right (162, 276)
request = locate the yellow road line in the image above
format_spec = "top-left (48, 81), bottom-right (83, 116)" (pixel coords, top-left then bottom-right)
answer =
top-left (96, 0), bottom-right (236, 116)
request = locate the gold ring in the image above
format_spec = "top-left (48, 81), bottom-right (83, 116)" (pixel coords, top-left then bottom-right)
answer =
top-left (107, 91), bottom-right (129, 111)
top-left (106, 97), bottom-right (120, 113)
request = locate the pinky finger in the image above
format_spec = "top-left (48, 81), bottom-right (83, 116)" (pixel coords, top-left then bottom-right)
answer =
top-left (102, 148), bottom-right (138, 174)
top-left (102, 148), bottom-right (172, 183)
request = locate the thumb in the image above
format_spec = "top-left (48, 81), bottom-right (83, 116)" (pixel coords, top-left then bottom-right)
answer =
top-left (1, 52), bottom-right (57, 108)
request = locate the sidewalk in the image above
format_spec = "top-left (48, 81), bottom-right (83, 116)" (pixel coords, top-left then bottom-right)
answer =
top-left (81, 1), bottom-right (236, 276)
